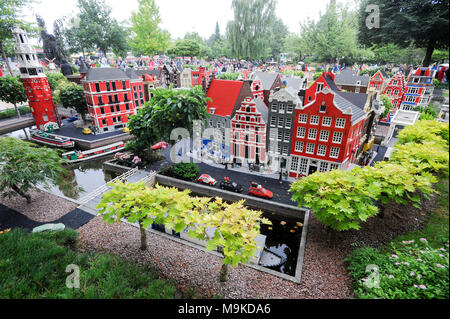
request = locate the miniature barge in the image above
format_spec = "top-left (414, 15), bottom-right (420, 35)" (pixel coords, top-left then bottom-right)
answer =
top-left (61, 141), bottom-right (125, 163)
top-left (29, 129), bottom-right (75, 148)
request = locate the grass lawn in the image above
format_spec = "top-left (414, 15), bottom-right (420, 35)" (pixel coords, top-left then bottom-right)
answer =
top-left (345, 178), bottom-right (449, 299)
top-left (0, 228), bottom-right (176, 298)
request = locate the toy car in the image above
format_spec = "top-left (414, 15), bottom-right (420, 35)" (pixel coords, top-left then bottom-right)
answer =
top-left (82, 127), bottom-right (92, 135)
top-left (248, 182), bottom-right (273, 199)
top-left (122, 127), bottom-right (130, 133)
top-left (197, 174), bottom-right (217, 186)
top-left (219, 178), bottom-right (244, 193)
top-left (67, 116), bottom-right (78, 122)
top-left (152, 141), bottom-right (168, 150)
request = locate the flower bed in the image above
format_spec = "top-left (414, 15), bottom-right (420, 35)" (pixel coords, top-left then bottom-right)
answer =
top-left (346, 238), bottom-right (449, 299)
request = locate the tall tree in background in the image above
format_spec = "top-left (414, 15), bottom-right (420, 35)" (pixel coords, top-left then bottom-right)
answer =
top-left (226, 0), bottom-right (277, 60)
top-left (300, 2), bottom-right (360, 63)
top-left (207, 22), bottom-right (227, 59)
top-left (64, 0), bottom-right (128, 58)
top-left (358, 0), bottom-right (449, 67)
top-left (36, 15), bottom-right (67, 65)
top-left (0, 0), bottom-right (32, 76)
top-left (266, 17), bottom-right (289, 60)
top-left (129, 0), bottom-right (170, 56)
top-left (283, 32), bottom-right (304, 63)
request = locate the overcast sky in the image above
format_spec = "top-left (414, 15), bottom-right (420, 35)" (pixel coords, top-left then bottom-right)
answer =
top-left (23, 0), bottom-right (355, 41)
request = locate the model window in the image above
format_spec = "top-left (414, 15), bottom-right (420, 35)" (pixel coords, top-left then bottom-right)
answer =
top-left (330, 147), bottom-right (340, 158)
top-left (335, 118), bottom-right (346, 128)
top-left (317, 145), bottom-right (327, 156)
top-left (308, 128), bottom-right (317, 140)
top-left (298, 114), bottom-right (307, 123)
top-left (112, 82), bottom-right (116, 90)
top-left (95, 83), bottom-right (100, 92)
top-left (290, 157), bottom-right (299, 171)
top-left (106, 82), bottom-right (111, 91)
top-left (319, 161), bottom-right (329, 172)
top-left (322, 117), bottom-right (332, 126)
top-left (310, 115), bottom-right (319, 125)
top-left (319, 130), bottom-right (329, 142)
top-left (28, 68), bottom-right (37, 76)
top-left (122, 81), bottom-right (127, 89)
top-left (102, 119), bottom-right (106, 125)
top-left (332, 132), bottom-right (343, 144)
top-left (305, 143), bottom-right (315, 154)
top-left (297, 126), bottom-right (306, 138)
top-left (320, 104), bottom-right (326, 113)
top-left (271, 103), bottom-right (278, 112)
top-left (295, 141), bottom-right (304, 152)
top-left (285, 118), bottom-right (292, 128)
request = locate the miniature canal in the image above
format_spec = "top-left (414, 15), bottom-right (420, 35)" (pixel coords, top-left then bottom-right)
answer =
top-left (2, 127), bottom-right (303, 277)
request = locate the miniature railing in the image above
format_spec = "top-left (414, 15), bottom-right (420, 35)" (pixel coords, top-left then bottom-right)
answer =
top-left (78, 167), bottom-right (138, 205)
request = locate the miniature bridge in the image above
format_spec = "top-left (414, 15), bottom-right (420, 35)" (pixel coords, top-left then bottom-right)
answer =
top-left (78, 168), bottom-right (156, 215)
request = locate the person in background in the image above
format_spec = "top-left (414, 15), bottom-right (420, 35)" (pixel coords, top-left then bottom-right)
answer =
top-left (60, 59), bottom-right (73, 76)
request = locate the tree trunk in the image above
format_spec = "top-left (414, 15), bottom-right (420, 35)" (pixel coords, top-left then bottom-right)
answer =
top-left (423, 39), bottom-right (436, 67)
top-left (139, 222), bottom-right (147, 250)
top-left (378, 204), bottom-right (385, 218)
top-left (219, 263), bottom-right (229, 282)
top-left (12, 185), bottom-right (31, 204)
top-left (0, 42), bottom-right (14, 76)
top-left (13, 102), bottom-right (21, 118)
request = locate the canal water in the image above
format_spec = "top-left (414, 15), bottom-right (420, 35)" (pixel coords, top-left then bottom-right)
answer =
top-left (2, 128), bottom-right (302, 277)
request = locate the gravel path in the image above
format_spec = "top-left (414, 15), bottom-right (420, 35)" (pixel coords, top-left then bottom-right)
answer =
top-left (0, 188), bottom-right (78, 222)
top-left (76, 214), bottom-right (354, 299)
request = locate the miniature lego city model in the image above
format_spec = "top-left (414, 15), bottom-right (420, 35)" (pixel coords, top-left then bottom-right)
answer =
top-left (381, 71), bottom-right (407, 123)
top-left (368, 70), bottom-right (390, 93)
top-left (248, 182), bottom-right (273, 199)
top-left (197, 174), bottom-right (217, 186)
top-left (334, 69), bottom-right (370, 94)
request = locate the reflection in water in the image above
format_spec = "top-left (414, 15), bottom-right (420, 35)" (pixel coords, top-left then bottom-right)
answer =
top-left (259, 214), bottom-right (303, 276)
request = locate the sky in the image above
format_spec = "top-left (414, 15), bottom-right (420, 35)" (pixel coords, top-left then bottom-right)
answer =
top-left (22, 0), bottom-right (355, 42)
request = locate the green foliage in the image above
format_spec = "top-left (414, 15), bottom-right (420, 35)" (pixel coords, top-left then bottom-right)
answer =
top-left (45, 72), bottom-right (67, 91)
top-left (0, 229), bottom-right (175, 298)
top-left (168, 39), bottom-right (201, 58)
top-left (290, 169), bottom-right (379, 231)
top-left (64, 0), bottom-right (129, 57)
top-left (226, 0), bottom-right (277, 59)
top-left (0, 106), bottom-right (31, 120)
top-left (414, 104), bottom-right (438, 120)
top-left (313, 72), bottom-right (322, 80)
top-left (358, 0), bottom-right (449, 66)
top-left (300, 3), bottom-right (361, 63)
top-left (97, 182), bottom-right (271, 281)
top-left (163, 162), bottom-right (200, 181)
top-left (397, 120), bottom-right (449, 146)
top-left (281, 70), bottom-right (305, 78)
top-left (379, 94), bottom-right (393, 119)
top-left (434, 78), bottom-right (449, 89)
top-left (346, 240), bottom-right (449, 299)
top-left (0, 75), bottom-right (28, 106)
top-left (58, 83), bottom-right (88, 119)
top-left (127, 86), bottom-right (210, 150)
top-left (0, 137), bottom-right (69, 203)
top-left (129, 0), bottom-right (170, 55)
top-left (390, 142), bottom-right (449, 177)
top-left (216, 72), bottom-right (240, 80)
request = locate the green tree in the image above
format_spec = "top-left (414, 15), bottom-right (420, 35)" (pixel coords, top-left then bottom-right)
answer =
top-left (266, 17), bottom-right (289, 60)
top-left (380, 94), bottom-right (393, 119)
top-left (168, 39), bottom-right (201, 58)
top-left (300, 2), bottom-right (360, 63)
top-left (0, 137), bottom-right (69, 203)
top-left (127, 86), bottom-right (210, 158)
top-left (129, 0), bottom-right (170, 55)
top-left (63, 0), bottom-right (129, 58)
top-left (358, 0), bottom-right (449, 66)
top-left (0, 76), bottom-right (27, 118)
top-left (226, 0), bottom-right (276, 60)
top-left (58, 83), bottom-right (88, 122)
top-left (283, 32), bottom-right (304, 63)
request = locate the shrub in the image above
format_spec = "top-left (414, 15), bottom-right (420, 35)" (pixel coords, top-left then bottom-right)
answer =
top-left (216, 72), bottom-right (240, 80)
top-left (0, 106), bottom-right (31, 120)
top-left (171, 162), bottom-right (200, 181)
top-left (397, 120), bottom-right (449, 146)
top-left (346, 240), bottom-right (449, 299)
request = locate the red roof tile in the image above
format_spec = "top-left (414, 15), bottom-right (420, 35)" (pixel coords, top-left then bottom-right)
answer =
top-left (206, 79), bottom-right (244, 117)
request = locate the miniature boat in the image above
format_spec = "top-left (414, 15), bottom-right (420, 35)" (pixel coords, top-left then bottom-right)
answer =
top-left (29, 129), bottom-right (75, 148)
top-left (258, 248), bottom-right (287, 268)
top-left (61, 141), bottom-right (125, 163)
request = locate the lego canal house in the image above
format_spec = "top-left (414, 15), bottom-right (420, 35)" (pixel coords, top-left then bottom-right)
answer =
top-left (81, 68), bottom-right (146, 134)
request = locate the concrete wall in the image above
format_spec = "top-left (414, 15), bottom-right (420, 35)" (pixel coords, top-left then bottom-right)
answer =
top-left (155, 174), bottom-right (307, 219)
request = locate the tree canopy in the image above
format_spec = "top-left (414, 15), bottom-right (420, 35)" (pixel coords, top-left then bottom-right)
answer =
top-left (358, 0), bottom-right (449, 66)
top-left (129, 0), bottom-right (170, 56)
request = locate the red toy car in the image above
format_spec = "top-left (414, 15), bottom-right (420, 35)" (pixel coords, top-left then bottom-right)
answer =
top-left (248, 182), bottom-right (273, 199)
top-left (152, 141), bottom-right (168, 150)
top-left (197, 174), bottom-right (217, 186)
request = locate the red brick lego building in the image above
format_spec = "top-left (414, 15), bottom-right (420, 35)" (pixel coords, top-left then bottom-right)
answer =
top-left (368, 70), bottom-right (389, 93)
top-left (288, 86), bottom-right (366, 178)
top-left (82, 68), bottom-right (144, 134)
top-left (380, 71), bottom-right (406, 122)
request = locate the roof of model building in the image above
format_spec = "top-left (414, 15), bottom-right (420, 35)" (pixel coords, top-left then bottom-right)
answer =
top-left (332, 92), bottom-right (366, 123)
top-left (84, 67), bottom-right (129, 81)
top-left (280, 76), bottom-right (304, 92)
top-left (124, 68), bottom-right (141, 80)
top-left (334, 69), bottom-right (370, 86)
top-left (413, 67), bottom-right (432, 77)
top-left (252, 71), bottom-right (280, 90)
top-left (206, 79), bottom-right (244, 117)
top-left (254, 98), bottom-right (268, 122)
top-left (324, 74), bottom-right (340, 91)
top-left (135, 69), bottom-right (162, 77)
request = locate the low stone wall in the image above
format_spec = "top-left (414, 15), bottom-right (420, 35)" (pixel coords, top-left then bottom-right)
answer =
top-left (102, 160), bottom-right (132, 174)
top-left (155, 174), bottom-right (307, 220)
